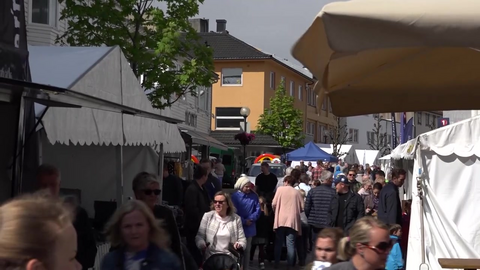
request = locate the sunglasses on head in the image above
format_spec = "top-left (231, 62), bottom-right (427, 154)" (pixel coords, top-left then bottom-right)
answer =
top-left (363, 240), bottom-right (393, 253)
top-left (144, 189), bottom-right (161, 196)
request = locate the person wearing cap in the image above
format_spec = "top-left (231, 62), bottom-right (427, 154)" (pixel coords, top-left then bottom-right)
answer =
top-left (232, 177), bottom-right (261, 270)
top-left (327, 175), bottom-right (365, 234)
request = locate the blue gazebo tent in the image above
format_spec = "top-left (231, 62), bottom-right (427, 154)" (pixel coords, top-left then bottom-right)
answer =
top-left (286, 141), bottom-right (337, 162)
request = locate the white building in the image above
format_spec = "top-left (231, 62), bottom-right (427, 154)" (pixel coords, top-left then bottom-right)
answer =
top-left (344, 114), bottom-right (399, 155)
top-left (443, 110), bottom-right (480, 124)
top-left (25, 0), bottom-right (66, 46)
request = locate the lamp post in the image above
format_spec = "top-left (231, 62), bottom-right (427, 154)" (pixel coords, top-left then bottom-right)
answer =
top-left (240, 107), bottom-right (250, 173)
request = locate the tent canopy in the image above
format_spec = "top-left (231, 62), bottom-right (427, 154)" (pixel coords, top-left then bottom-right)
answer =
top-left (355, 149), bottom-right (380, 166)
top-left (316, 143), bottom-right (358, 164)
top-left (387, 116), bottom-right (480, 269)
top-left (292, 0), bottom-right (480, 116)
top-left (287, 141), bottom-right (337, 162)
top-left (29, 46), bottom-right (186, 153)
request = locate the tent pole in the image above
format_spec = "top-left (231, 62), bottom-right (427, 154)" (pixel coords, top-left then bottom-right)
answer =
top-left (158, 143), bottom-right (164, 203)
top-left (115, 145), bottom-right (124, 206)
top-left (417, 173), bottom-right (426, 266)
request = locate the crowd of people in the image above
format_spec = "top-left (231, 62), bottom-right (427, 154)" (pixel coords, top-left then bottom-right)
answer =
top-left (0, 158), bottom-right (412, 270)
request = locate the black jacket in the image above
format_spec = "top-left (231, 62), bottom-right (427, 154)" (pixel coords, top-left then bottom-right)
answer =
top-left (184, 180), bottom-right (211, 237)
top-left (377, 182), bottom-right (403, 226)
top-left (305, 184), bottom-right (336, 229)
top-left (327, 190), bottom-right (365, 234)
top-left (73, 206), bottom-right (97, 270)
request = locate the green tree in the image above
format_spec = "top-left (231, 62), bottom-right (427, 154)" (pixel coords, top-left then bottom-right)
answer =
top-left (257, 79), bottom-right (305, 153)
top-left (57, 0), bottom-right (214, 109)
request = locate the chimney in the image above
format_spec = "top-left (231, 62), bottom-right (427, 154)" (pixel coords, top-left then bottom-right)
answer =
top-left (216, 19), bottom-right (227, 33)
top-left (189, 18), bottom-right (209, 33)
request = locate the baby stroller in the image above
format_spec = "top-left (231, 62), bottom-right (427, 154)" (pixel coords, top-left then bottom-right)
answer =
top-left (202, 244), bottom-right (243, 270)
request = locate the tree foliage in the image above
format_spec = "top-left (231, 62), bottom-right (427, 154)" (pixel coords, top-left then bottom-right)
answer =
top-left (57, 0), bottom-right (215, 109)
top-left (368, 114), bottom-right (388, 155)
top-left (257, 80), bottom-right (305, 152)
top-left (329, 117), bottom-right (350, 157)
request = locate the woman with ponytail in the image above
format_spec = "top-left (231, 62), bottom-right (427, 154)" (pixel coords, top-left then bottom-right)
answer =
top-left (326, 217), bottom-right (391, 270)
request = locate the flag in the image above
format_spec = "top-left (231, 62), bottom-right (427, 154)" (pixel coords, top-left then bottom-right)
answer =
top-left (405, 117), bottom-right (414, 141)
top-left (391, 113), bottom-right (398, 149)
top-left (400, 112), bottom-right (407, 144)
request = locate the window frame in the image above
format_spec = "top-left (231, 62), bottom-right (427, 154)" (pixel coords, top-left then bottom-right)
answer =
top-left (289, 81), bottom-right (295, 96)
top-left (29, 0), bottom-right (58, 27)
top-left (221, 68), bottom-right (243, 86)
top-left (298, 85), bottom-right (303, 101)
top-left (270, 72), bottom-right (276, 89)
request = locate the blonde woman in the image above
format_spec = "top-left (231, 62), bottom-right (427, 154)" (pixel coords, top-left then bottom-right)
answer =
top-left (101, 200), bottom-right (180, 270)
top-left (0, 194), bottom-right (81, 270)
top-left (326, 217), bottom-right (392, 270)
top-left (196, 191), bottom-right (246, 260)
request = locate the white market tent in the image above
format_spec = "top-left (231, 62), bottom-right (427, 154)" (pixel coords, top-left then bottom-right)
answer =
top-left (28, 46), bottom-right (186, 215)
top-left (354, 149), bottom-right (380, 167)
top-left (390, 116), bottom-right (480, 270)
top-left (315, 144), bottom-right (358, 164)
top-left (378, 154), bottom-right (392, 176)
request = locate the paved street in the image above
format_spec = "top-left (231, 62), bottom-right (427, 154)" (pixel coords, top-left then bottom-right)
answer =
top-left (246, 248), bottom-right (315, 270)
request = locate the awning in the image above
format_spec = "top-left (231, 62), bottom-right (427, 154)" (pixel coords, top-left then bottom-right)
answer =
top-left (180, 128), bottom-right (229, 151)
top-left (292, 0), bottom-right (480, 116)
top-left (0, 77), bottom-right (182, 124)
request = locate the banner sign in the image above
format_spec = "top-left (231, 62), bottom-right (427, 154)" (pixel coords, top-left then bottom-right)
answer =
top-left (391, 113), bottom-right (398, 149)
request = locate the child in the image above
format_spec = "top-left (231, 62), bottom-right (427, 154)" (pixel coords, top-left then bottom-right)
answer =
top-left (386, 224), bottom-right (404, 270)
top-left (250, 196), bottom-right (270, 269)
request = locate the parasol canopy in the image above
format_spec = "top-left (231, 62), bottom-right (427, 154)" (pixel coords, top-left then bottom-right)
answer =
top-left (292, 0), bottom-right (480, 116)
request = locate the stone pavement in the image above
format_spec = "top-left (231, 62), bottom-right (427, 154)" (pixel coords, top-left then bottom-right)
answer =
top-left (246, 249), bottom-right (315, 270)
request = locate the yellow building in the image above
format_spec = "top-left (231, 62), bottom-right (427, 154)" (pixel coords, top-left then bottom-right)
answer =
top-left (198, 20), bottom-right (336, 144)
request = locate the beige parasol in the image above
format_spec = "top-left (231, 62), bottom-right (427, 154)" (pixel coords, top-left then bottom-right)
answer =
top-left (292, 0), bottom-right (480, 116)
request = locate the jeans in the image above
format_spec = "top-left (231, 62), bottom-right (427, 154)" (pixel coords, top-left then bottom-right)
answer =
top-left (274, 227), bottom-right (297, 267)
top-left (296, 224), bottom-right (310, 266)
top-left (311, 226), bottom-right (324, 250)
top-left (243, 237), bottom-right (252, 270)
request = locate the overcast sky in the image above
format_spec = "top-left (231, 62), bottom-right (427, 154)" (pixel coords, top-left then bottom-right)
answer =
top-left (196, 0), bottom-right (332, 64)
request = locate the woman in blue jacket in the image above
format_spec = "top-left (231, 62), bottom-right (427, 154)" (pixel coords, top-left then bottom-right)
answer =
top-left (232, 177), bottom-right (261, 270)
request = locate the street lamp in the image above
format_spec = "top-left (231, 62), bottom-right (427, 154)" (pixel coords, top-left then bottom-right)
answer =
top-left (240, 107), bottom-right (250, 173)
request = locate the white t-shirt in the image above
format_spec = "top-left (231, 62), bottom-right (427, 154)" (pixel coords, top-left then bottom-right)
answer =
top-left (206, 214), bottom-right (232, 258)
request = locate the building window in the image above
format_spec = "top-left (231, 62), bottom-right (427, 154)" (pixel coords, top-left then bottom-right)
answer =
top-left (298, 85), bottom-right (303, 101)
top-left (270, 72), bottom-right (275, 89)
top-left (417, 112), bottom-right (422, 125)
top-left (367, 131), bottom-right (374, 144)
top-left (30, 0), bottom-right (57, 26)
top-left (289, 81), bottom-right (294, 96)
top-left (348, 128), bottom-right (359, 143)
top-left (307, 85), bottom-right (316, 107)
top-left (280, 76), bottom-right (285, 86)
top-left (425, 113), bottom-right (430, 126)
top-left (197, 86), bottom-right (209, 111)
top-left (307, 121), bottom-right (315, 135)
top-left (221, 68), bottom-right (243, 86)
top-left (215, 107), bottom-right (244, 130)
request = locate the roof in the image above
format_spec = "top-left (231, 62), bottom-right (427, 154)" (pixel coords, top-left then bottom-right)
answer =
top-left (199, 32), bottom-right (314, 81)
top-left (210, 130), bottom-right (282, 147)
top-left (29, 46), bottom-right (113, 88)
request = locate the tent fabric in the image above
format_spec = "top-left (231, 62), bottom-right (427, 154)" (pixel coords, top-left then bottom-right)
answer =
top-left (315, 143), bottom-right (358, 164)
top-left (387, 116), bottom-right (480, 269)
top-left (392, 116), bottom-right (480, 160)
top-left (291, 0), bottom-right (480, 116)
top-left (29, 46), bottom-right (185, 153)
top-left (41, 134), bottom-right (159, 216)
top-left (287, 141), bottom-right (337, 162)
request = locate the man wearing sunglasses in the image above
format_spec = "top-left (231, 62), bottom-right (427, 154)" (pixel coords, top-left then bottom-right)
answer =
top-left (347, 169), bottom-right (362, 194)
top-left (327, 175), bottom-right (365, 234)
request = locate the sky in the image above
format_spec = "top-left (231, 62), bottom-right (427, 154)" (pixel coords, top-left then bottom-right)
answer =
top-left (196, 0), bottom-right (332, 64)
top-left (155, 0), bottom-right (333, 65)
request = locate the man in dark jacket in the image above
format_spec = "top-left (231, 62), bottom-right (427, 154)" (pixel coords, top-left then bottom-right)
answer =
top-left (36, 164), bottom-right (97, 270)
top-left (184, 165), bottom-right (211, 267)
top-left (378, 168), bottom-right (406, 226)
top-left (200, 158), bottom-right (222, 200)
top-left (305, 170), bottom-right (336, 241)
top-left (327, 175), bottom-right (365, 234)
